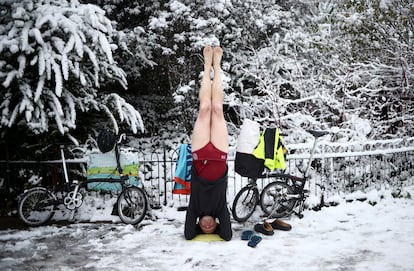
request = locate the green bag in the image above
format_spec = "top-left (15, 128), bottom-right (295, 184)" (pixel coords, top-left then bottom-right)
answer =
top-left (86, 151), bottom-right (140, 191)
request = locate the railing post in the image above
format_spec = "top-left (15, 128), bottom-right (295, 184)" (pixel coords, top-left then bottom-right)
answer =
top-left (163, 145), bottom-right (167, 206)
top-left (5, 145), bottom-right (11, 199)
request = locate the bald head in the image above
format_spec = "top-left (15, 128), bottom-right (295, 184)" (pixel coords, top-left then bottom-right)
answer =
top-left (199, 215), bottom-right (217, 234)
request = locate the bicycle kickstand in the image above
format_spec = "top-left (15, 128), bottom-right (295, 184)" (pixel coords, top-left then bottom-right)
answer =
top-left (69, 210), bottom-right (76, 222)
top-left (292, 202), bottom-right (305, 219)
top-left (293, 209), bottom-right (304, 219)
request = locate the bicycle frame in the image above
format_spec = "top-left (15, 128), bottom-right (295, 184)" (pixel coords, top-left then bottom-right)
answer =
top-left (60, 145), bottom-right (70, 186)
top-left (56, 145), bottom-right (83, 213)
top-left (232, 130), bottom-right (329, 222)
top-left (267, 131), bottom-right (327, 218)
top-left (303, 132), bottom-right (322, 178)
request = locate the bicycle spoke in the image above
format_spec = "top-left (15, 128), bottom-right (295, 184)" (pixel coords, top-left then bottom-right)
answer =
top-left (260, 181), bottom-right (296, 218)
top-left (117, 187), bottom-right (147, 225)
top-left (232, 186), bottom-right (259, 223)
top-left (18, 189), bottom-right (55, 226)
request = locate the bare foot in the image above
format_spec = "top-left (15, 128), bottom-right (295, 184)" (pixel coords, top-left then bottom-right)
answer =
top-left (213, 46), bottom-right (223, 69)
top-left (203, 46), bottom-right (213, 70)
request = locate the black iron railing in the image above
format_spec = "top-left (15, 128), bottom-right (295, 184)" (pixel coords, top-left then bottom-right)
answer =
top-left (1, 142), bottom-right (413, 214)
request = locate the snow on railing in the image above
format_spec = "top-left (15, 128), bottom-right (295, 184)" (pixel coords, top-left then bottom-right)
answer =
top-left (286, 137), bottom-right (414, 159)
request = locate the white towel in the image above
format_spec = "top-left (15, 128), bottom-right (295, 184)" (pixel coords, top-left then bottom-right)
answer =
top-left (236, 119), bottom-right (261, 154)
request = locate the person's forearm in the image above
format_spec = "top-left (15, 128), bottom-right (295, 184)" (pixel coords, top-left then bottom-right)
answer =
top-left (184, 209), bottom-right (198, 240)
top-left (217, 210), bottom-right (232, 241)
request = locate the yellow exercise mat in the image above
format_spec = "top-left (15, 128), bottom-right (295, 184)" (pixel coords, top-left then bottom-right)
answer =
top-left (190, 234), bottom-right (224, 242)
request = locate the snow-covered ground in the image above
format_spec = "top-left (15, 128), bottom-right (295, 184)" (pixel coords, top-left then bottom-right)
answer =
top-left (0, 185), bottom-right (413, 271)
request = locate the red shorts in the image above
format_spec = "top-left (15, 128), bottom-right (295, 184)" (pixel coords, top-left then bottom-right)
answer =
top-left (192, 142), bottom-right (227, 181)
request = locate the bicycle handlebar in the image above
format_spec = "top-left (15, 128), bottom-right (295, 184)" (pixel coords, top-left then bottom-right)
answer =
top-left (117, 133), bottom-right (127, 144)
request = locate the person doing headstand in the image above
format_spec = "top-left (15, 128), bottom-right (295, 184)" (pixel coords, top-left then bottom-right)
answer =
top-left (184, 46), bottom-right (232, 241)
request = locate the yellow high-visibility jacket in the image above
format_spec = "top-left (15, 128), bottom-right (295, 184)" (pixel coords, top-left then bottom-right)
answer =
top-left (252, 128), bottom-right (286, 171)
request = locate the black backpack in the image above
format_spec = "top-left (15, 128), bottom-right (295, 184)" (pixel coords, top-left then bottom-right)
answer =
top-left (97, 129), bottom-right (116, 153)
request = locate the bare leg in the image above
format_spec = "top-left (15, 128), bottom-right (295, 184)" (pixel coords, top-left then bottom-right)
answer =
top-left (210, 47), bottom-right (228, 153)
top-left (191, 46), bottom-right (213, 151)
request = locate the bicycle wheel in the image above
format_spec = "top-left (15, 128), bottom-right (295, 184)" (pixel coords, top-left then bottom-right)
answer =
top-left (260, 181), bottom-right (296, 218)
top-left (117, 186), bottom-right (147, 225)
top-left (231, 186), bottom-right (259, 223)
top-left (18, 187), bottom-right (55, 226)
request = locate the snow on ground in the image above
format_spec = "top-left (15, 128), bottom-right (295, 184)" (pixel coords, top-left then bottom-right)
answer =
top-left (0, 185), bottom-right (413, 271)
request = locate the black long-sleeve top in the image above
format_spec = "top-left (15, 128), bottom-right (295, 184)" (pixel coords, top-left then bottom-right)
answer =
top-left (184, 166), bottom-right (232, 241)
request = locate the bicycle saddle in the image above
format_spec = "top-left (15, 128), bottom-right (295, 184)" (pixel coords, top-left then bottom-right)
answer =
top-left (307, 130), bottom-right (329, 138)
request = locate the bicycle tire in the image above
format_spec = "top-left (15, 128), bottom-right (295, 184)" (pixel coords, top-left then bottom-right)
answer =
top-left (260, 180), bottom-right (296, 218)
top-left (231, 185), bottom-right (259, 223)
top-left (17, 187), bottom-right (55, 226)
top-left (117, 186), bottom-right (148, 225)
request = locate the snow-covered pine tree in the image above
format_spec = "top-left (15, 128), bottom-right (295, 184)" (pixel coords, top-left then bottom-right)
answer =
top-left (0, 0), bottom-right (144, 136)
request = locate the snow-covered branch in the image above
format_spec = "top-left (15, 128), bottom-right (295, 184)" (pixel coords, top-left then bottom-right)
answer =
top-left (0, 0), bottom-right (143, 135)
